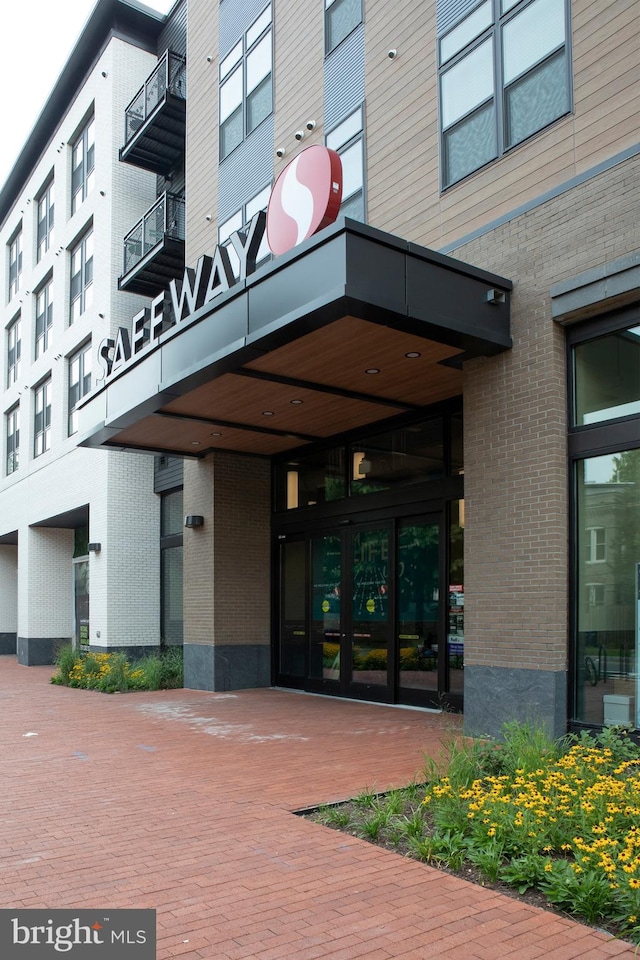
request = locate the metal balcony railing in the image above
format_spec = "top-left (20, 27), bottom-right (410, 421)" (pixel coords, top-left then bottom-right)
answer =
top-left (123, 50), bottom-right (186, 146)
top-left (122, 193), bottom-right (185, 276)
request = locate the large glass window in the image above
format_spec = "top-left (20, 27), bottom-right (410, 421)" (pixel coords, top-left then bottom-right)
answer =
top-left (70, 229), bottom-right (94, 323)
top-left (325, 0), bottom-right (362, 54)
top-left (71, 116), bottom-right (95, 214)
top-left (574, 451), bottom-right (639, 727)
top-left (350, 419), bottom-right (444, 496)
top-left (37, 179), bottom-right (55, 261)
top-left (276, 414), bottom-right (461, 511)
top-left (219, 5), bottom-right (272, 160)
top-left (7, 314), bottom-right (21, 386)
top-left (68, 342), bottom-right (92, 436)
top-left (573, 324), bottom-right (640, 425)
top-left (8, 228), bottom-right (22, 301)
top-left (6, 404), bottom-right (19, 475)
top-left (34, 377), bottom-right (52, 457)
top-left (35, 279), bottom-right (53, 359)
top-left (326, 106), bottom-right (365, 221)
top-left (439, 0), bottom-right (570, 188)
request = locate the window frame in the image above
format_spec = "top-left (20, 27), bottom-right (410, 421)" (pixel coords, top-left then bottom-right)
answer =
top-left (5, 404), bottom-right (19, 476)
top-left (35, 277), bottom-right (54, 359)
top-left (71, 115), bottom-right (95, 215)
top-left (69, 227), bottom-right (94, 324)
top-left (8, 227), bottom-right (22, 302)
top-left (36, 177), bottom-right (55, 261)
top-left (325, 0), bottom-right (363, 56)
top-left (219, 4), bottom-right (273, 161)
top-left (325, 105), bottom-right (366, 221)
top-left (68, 341), bottom-right (92, 436)
top-left (438, 0), bottom-right (572, 190)
top-left (34, 377), bottom-right (52, 458)
top-left (218, 183), bottom-right (272, 276)
top-left (6, 314), bottom-right (21, 387)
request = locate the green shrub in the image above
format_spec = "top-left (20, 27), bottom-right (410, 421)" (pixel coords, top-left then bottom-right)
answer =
top-left (50, 647), bottom-right (184, 693)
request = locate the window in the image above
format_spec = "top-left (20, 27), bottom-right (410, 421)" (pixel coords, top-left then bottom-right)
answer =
top-left (8, 228), bottom-right (22, 301)
top-left (585, 583), bottom-right (605, 607)
top-left (574, 450), bottom-right (640, 725)
top-left (326, 106), bottom-right (365, 221)
top-left (37, 179), bottom-right (55, 261)
top-left (325, 0), bottom-right (362, 54)
top-left (70, 229), bottom-right (94, 323)
top-left (35, 279), bottom-right (53, 359)
top-left (586, 527), bottom-right (606, 563)
top-left (218, 184), bottom-right (271, 277)
top-left (68, 342), bottom-right (92, 435)
top-left (439, 0), bottom-right (570, 188)
top-left (219, 5), bottom-right (272, 160)
top-left (573, 324), bottom-right (640, 426)
top-left (7, 315), bottom-right (21, 387)
top-left (34, 378), bottom-right (51, 457)
top-left (6, 405), bottom-right (19, 475)
top-left (161, 489), bottom-right (184, 646)
top-left (71, 117), bottom-right (95, 214)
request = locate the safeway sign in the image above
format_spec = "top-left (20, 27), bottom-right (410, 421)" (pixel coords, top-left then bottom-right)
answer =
top-left (98, 146), bottom-right (343, 382)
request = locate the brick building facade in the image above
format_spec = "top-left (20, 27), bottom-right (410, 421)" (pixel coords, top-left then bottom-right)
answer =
top-left (3, 0), bottom-right (640, 738)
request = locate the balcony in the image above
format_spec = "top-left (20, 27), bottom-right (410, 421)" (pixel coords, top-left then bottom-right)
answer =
top-left (118, 192), bottom-right (185, 297)
top-left (119, 51), bottom-right (186, 175)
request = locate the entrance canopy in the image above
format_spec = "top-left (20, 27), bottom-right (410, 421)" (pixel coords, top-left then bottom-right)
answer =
top-left (79, 219), bottom-right (512, 458)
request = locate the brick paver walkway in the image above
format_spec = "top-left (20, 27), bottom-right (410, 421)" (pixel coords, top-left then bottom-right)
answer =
top-left (0, 657), bottom-right (635, 959)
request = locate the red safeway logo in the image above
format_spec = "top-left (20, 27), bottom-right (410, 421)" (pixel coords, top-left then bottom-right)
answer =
top-left (266, 145), bottom-right (343, 257)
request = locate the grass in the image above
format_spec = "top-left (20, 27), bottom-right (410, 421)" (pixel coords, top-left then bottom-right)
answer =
top-left (307, 722), bottom-right (640, 944)
top-left (51, 644), bottom-right (183, 693)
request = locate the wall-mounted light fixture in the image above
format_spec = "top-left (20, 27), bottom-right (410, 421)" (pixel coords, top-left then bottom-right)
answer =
top-left (88, 542), bottom-right (101, 553)
top-left (486, 288), bottom-right (506, 304)
top-left (184, 515), bottom-right (204, 528)
top-left (286, 471), bottom-right (299, 510)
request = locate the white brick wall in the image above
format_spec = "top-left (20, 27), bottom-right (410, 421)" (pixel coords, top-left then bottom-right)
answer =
top-left (0, 35), bottom-right (164, 650)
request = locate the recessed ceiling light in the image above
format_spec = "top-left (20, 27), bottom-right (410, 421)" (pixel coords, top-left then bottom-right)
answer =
top-left (210, 431), bottom-right (222, 437)
top-left (290, 399), bottom-right (303, 405)
top-left (262, 410), bottom-right (275, 416)
top-left (191, 441), bottom-right (201, 446)
top-left (365, 368), bottom-right (380, 375)
top-left (405, 351), bottom-right (421, 359)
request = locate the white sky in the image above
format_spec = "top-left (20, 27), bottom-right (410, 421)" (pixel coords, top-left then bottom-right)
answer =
top-left (0, 0), bottom-right (176, 191)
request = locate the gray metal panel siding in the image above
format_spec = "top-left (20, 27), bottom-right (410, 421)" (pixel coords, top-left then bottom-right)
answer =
top-left (323, 24), bottom-right (365, 131)
top-left (437, 0), bottom-right (483, 35)
top-left (220, 0), bottom-right (270, 57)
top-left (218, 116), bottom-right (274, 222)
top-left (158, 0), bottom-right (187, 56)
top-left (154, 456), bottom-right (184, 493)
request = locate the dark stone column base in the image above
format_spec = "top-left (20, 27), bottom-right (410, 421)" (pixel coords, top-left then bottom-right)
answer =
top-left (184, 643), bottom-right (270, 692)
top-left (17, 637), bottom-right (65, 666)
top-left (0, 633), bottom-right (17, 655)
top-left (464, 664), bottom-right (567, 740)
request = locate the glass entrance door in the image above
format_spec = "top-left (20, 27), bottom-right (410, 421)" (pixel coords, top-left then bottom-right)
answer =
top-left (276, 512), bottom-right (456, 707)
top-left (347, 524), bottom-right (391, 697)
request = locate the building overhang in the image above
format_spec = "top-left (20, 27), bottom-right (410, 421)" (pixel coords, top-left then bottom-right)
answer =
top-left (78, 218), bottom-right (512, 459)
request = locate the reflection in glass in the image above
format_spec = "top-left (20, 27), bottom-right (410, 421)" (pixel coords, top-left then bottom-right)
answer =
top-left (311, 536), bottom-right (342, 680)
top-left (161, 489), bottom-right (184, 536)
top-left (74, 560), bottom-right (89, 649)
top-left (574, 326), bottom-right (640, 426)
top-left (574, 451), bottom-right (639, 725)
top-left (351, 527), bottom-right (389, 685)
top-left (280, 540), bottom-right (306, 677)
top-left (398, 522), bottom-right (439, 690)
top-left (350, 420), bottom-right (443, 496)
top-left (276, 446), bottom-right (345, 510)
top-left (448, 501), bottom-right (464, 694)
